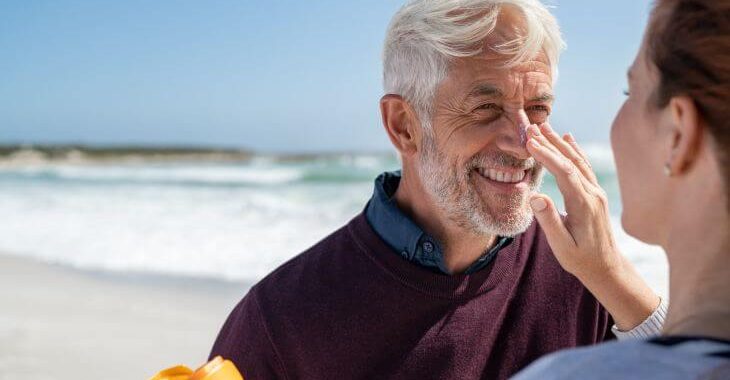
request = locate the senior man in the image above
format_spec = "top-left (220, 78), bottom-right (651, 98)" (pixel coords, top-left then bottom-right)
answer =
top-left (210, 1), bottom-right (666, 378)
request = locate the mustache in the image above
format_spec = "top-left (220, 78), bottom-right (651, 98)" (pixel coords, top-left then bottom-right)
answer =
top-left (466, 153), bottom-right (539, 171)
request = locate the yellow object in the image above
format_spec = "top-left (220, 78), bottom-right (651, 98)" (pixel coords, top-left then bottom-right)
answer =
top-left (150, 356), bottom-right (243, 380)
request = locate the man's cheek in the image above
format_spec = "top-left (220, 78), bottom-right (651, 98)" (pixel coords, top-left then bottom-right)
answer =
top-left (530, 168), bottom-right (545, 188)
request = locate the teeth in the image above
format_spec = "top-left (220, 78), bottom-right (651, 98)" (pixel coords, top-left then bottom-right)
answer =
top-left (478, 168), bottom-right (526, 183)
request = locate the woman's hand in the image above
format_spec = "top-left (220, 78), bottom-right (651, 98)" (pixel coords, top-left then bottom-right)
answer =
top-left (525, 123), bottom-right (660, 332)
top-left (525, 123), bottom-right (619, 278)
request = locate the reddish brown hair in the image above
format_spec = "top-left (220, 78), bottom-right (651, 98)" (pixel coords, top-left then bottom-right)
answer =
top-left (647, 0), bottom-right (730, 197)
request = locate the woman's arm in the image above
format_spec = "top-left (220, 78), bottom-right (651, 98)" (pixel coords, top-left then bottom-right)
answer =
top-left (525, 122), bottom-right (662, 332)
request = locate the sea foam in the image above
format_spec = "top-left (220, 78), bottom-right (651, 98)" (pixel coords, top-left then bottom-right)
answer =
top-left (0, 150), bottom-right (667, 295)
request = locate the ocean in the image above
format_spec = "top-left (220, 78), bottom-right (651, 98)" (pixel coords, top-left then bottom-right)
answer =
top-left (0, 145), bottom-right (668, 295)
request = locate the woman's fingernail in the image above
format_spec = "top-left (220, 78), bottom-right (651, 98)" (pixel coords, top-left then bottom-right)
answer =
top-left (529, 139), bottom-right (541, 148)
top-left (530, 198), bottom-right (547, 212)
top-left (565, 132), bottom-right (575, 141)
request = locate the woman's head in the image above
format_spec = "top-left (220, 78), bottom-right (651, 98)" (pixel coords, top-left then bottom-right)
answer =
top-left (611, 0), bottom-right (730, 244)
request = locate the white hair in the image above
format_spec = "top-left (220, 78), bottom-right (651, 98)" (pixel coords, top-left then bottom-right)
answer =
top-left (383, 0), bottom-right (565, 130)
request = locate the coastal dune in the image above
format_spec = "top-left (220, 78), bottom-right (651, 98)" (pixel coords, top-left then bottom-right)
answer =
top-left (0, 254), bottom-right (248, 380)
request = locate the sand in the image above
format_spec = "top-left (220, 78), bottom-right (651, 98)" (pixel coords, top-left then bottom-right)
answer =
top-left (0, 254), bottom-right (250, 380)
top-left (0, 249), bottom-right (668, 380)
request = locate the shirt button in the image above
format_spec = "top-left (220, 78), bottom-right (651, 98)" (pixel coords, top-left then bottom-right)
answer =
top-left (423, 241), bottom-right (434, 253)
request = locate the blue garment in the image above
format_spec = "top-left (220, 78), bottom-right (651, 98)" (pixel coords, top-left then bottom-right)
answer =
top-left (365, 170), bottom-right (513, 275)
top-left (512, 336), bottom-right (730, 380)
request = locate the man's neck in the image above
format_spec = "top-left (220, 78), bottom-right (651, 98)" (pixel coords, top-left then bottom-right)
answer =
top-left (393, 171), bottom-right (497, 274)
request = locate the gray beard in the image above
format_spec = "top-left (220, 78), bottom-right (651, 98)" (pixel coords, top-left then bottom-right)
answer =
top-left (416, 133), bottom-right (543, 237)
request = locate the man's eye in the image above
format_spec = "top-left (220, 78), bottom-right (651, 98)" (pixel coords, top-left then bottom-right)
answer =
top-left (527, 105), bottom-right (550, 114)
top-left (475, 103), bottom-right (500, 111)
top-left (623, 89), bottom-right (630, 96)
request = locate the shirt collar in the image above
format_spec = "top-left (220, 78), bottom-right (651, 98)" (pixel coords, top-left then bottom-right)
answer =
top-left (366, 170), bottom-right (431, 263)
top-left (365, 170), bottom-right (513, 275)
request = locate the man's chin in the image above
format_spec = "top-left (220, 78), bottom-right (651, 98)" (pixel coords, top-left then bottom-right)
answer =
top-left (477, 200), bottom-right (535, 237)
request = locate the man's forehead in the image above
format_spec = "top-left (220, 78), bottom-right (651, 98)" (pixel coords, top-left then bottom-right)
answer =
top-left (445, 57), bottom-right (554, 101)
top-left (439, 40), bottom-right (554, 101)
top-left (466, 51), bottom-right (552, 73)
top-left (447, 46), bottom-right (553, 84)
top-left (463, 80), bottom-right (554, 102)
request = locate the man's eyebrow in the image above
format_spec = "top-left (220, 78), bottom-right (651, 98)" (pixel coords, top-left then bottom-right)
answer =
top-left (466, 84), bottom-right (503, 99)
top-left (627, 67), bottom-right (634, 80)
top-left (529, 92), bottom-right (554, 103)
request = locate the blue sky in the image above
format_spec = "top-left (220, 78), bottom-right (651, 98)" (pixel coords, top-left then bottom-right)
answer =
top-left (1, 1), bottom-right (651, 153)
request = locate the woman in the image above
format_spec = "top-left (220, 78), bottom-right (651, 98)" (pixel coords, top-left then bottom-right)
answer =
top-left (514, 0), bottom-right (730, 378)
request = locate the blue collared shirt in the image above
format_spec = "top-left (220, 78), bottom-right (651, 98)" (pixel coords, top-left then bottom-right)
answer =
top-left (365, 170), bottom-right (513, 275)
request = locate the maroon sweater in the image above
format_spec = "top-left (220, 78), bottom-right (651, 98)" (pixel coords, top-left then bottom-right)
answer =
top-left (210, 213), bottom-right (613, 379)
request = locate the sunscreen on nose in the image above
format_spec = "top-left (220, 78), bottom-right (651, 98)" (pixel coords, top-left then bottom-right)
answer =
top-left (519, 122), bottom-right (529, 147)
top-left (150, 356), bottom-right (243, 380)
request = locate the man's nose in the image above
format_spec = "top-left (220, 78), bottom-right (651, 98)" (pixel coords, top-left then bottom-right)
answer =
top-left (497, 110), bottom-right (531, 160)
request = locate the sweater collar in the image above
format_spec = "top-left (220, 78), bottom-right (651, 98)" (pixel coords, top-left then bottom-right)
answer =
top-left (349, 211), bottom-right (527, 299)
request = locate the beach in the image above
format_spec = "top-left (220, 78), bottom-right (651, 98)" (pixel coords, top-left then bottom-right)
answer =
top-left (0, 243), bottom-right (668, 380)
top-left (0, 148), bottom-right (669, 379)
top-left (0, 253), bottom-right (249, 380)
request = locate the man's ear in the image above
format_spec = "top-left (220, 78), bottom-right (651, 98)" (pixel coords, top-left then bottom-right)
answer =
top-left (666, 96), bottom-right (704, 176)
top-left (380, 94), bottom-right (420, 156)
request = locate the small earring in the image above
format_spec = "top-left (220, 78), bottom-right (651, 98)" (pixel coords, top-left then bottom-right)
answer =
top-left (663, 164), bottom-right (672, 177)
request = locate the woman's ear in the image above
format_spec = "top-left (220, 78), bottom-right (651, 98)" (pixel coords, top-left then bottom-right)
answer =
top-left (380, 94), bottom-right (421, 156)
top-left (666, 96), bottom-right (703, 176)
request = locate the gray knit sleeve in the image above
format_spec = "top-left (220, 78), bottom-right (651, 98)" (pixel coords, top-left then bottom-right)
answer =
top-left (611, 296), bottom-right (668, 340)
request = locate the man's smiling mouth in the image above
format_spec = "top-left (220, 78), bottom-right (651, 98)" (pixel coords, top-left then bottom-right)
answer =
top-left (475, 167), bottom-right (529, 184)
